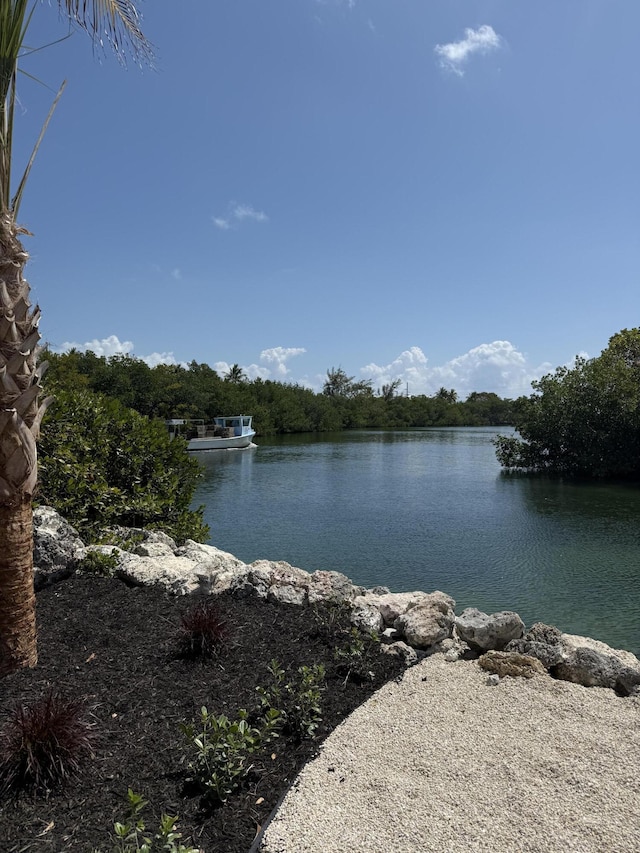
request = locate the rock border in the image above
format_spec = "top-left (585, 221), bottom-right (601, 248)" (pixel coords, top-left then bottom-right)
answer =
top-left (33, 507), bottom-right (640, 697)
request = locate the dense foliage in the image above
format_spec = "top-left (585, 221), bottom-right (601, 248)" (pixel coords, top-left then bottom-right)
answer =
top-left (37, 388), bottom-right (208, 543)
top-left (44, 350), bottom-right (514, 432)
top-left (494, 328), bottom-right (640, 477)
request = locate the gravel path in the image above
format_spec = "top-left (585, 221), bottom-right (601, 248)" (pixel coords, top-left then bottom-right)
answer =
top-left (260, 655), bottom-right (640, 853)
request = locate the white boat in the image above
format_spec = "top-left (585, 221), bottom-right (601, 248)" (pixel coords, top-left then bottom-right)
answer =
top-left (166, 416), bottom-right (256, 451)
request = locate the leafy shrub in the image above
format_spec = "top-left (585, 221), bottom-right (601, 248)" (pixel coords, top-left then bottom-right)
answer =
top-left (177, 599), bottom-right (228, 659)
top-left (257, 659), bottom-right (325, 740)
top-left (494, 328), bottom-right (640, 477)
top-left (38, 389), bottom-right (209, 544)
top-left (0, 690), bottom-right (96, 796)
top-left (312, 602), bottom-right (381, 683)
top-left (333, 626), bottom-right (380, 684)
top-left (76, 548), bottom-right (119, 577)
top-left (179, 706), bottom-right (281, 803)
top-left (105, 788), bottom-right (201, 853)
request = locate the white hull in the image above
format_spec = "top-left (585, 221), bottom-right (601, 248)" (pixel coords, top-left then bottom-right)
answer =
top-left (186, 432), bottom-right (256, 451)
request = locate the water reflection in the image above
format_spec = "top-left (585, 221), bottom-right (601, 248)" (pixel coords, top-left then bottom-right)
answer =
top-left (193, 428), bottom-right (640, 654)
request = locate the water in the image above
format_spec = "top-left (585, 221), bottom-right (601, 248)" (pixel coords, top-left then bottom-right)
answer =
top-left (193, 427), bottom-right (640, 655)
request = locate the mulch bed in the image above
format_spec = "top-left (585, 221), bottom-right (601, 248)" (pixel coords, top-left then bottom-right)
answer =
top-left (0, 574), bottom-right (405, 852)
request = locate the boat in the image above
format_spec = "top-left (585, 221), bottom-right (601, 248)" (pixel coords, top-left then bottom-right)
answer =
top-left (166, 415), bottom-right (256, 451)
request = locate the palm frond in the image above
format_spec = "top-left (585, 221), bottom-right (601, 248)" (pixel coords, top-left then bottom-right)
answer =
top-left (61, 0), bottom-right (153, 64)
top-left (0, 0), bottom-right (31, 212)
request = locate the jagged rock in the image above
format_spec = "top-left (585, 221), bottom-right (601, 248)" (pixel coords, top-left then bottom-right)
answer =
top-left (479, 650), bottom-right (548, 679)
top-left (377, 590), bottom-right (455, 628)
top-left (115, 552), bottom-right (214, 595)
top-left (394, 593), bottom-right (456, 649)
top-left (455, 608), bottom-right (525, 651)
top-left (554, 634), bottom-right (640, 696)
top-left (486, 673), bottom-right (500, 686)
top-left (308, 570), bottom-right (359, 604)
top-left (369, 585), bottom-right (391, 595)
top-left (33, 506), bottom-right (86, 589)
top-left (350, 601), bottom-right (384, 632)
top-left (505, 622), bottom-right (564, 669)
top-left (133, 541), bottom-right (176, 558)
top-left (381, 641), bottom-right (419, 666)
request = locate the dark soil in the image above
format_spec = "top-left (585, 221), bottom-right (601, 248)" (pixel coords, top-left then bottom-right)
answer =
top-left (0, 574), bottom-right (405, 852)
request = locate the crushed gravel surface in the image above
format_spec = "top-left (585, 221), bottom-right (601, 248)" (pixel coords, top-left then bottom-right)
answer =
top-left (260, 654), bottom-right (640, 853)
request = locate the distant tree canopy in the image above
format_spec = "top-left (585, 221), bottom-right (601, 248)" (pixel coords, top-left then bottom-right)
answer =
top-left (38, 388), bottom-right (208, 544)
top-left (494, 328), bottom-right (640, 477)
top-left (43, 349), bottom-right (514, 434)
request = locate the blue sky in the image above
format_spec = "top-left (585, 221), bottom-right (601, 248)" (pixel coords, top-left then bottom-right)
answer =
top-left (16, 0), bottom-right (640, 398)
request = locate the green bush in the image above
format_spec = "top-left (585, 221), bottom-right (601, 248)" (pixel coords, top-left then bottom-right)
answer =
top-left (104, 788), bottom-right (201, 853)
top-left (76, 549), bottom-right (119, 577)
top-left (38, 389), bottom-right (208, 544)
top-left (495, 328), bottom-right (640, 477)
top-left (179, 706), bottom-right (281, 803)
top-left (256, 659), bottom-right (325, 740)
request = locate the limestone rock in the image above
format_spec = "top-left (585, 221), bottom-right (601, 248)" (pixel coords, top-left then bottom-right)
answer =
top-left (455, 608), bottom-right (525, 651)
top-left (133, 541), bottom-right (175, 559)
top-left (115, 552), bottom-right (223, 595)
top-left (381, 641), bottom-right (419, 666)
top-left (505, 622), bottom-right (564, 669)
top-left (378, 590), bottom-right (455, 629)
top-left (554, 634), bottom-right (640, 696)
top-left (394, 593), bottom-right (455, 649)
top-left (33, 506), bottom-right (86, 589)
top-left (350, 601), bottom-right (384, 632)
top-left (479, 650), bottom-right (548, 679)
top-left (308, 570), bottom-right (359, 604)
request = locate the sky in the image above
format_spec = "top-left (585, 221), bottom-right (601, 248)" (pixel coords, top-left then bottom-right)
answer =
top-left (15, 0), bottom-right (640, 399)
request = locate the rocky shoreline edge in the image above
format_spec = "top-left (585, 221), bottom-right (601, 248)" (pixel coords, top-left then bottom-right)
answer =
top-left (34, 506), bottom-right (640, 698)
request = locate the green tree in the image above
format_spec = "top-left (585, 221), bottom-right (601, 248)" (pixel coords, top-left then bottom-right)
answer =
top-left (225, 363), bottom-right (247, 384)
top-left (495, 328), bottom-right (640, 476)
top-left (0, 2), bottom-right (150, 676)
top-left (38, 389), bottom-right (208, 543)
top-left (323, 367), bottom-right (373, 399)
top-left (380, 379), bottom-right (402, 402)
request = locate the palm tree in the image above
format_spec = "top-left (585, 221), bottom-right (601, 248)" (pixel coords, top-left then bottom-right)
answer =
top-left (225, 363), bottom-right (246, 384)
top-left (0, 1), bottom-right (151, 678)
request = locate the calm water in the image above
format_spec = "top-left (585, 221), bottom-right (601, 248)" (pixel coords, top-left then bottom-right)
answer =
top-left (193, 428), bottom-right (640, 655)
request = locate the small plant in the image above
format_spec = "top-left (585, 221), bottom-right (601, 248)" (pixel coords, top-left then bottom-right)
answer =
top-left (257, 659), bottom-right (325, 740)
top-left (0, 690), bottom-right (96, 797)
top-left (333, 626), bottom-right (380, 684)
top-left (77, 548), bottom-right (119, 577)
top-left (108, 788), bottom-right (202, 853)
top-left (179, 706), bottom-right (281, 803)
top-left (98, 529), bottom-right (146, 550)
top-left (311, 599), bottom-right (354, 640)
top-left (177, 599), bottom-right (227, 659)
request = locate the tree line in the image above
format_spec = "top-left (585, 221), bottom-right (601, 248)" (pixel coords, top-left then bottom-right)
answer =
top-left (43, 350), bottom-right (515, 433)
top-left (495, 328), bottom-right (640, 478)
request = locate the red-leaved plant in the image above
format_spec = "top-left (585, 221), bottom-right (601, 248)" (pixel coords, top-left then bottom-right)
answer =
top-left (178, 599), bottom-right (228, 659)
top-left (0, 690), bottom-right (96, 797)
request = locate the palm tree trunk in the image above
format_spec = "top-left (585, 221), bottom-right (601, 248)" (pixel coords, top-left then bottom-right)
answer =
top-left (0, 212), bottom-right (51, 676)
top-left (0, 498), bottom-right (36, 675)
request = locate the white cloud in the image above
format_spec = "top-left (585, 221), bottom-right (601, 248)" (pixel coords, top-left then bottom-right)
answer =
top-left (362, 342), bottom-right (552, 399)
top-left (213, 347), bottom-right (306, 381)
top-left (232, 203), bottom-right (268, 223)
top-left (171, 268), bottom-right (182, 280)
top-left (435, 25), bottom-right (502, 76)
top-left (55, 335), bottom-right (186, 368)
top-left (57, 334), bottom-right (133, 357)
top-left (260, 346), bottom-right (306, 377)
top-left (142, 352), bottom-right (183, 368)
top-left (213, 202), bottom-right (269, 230)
